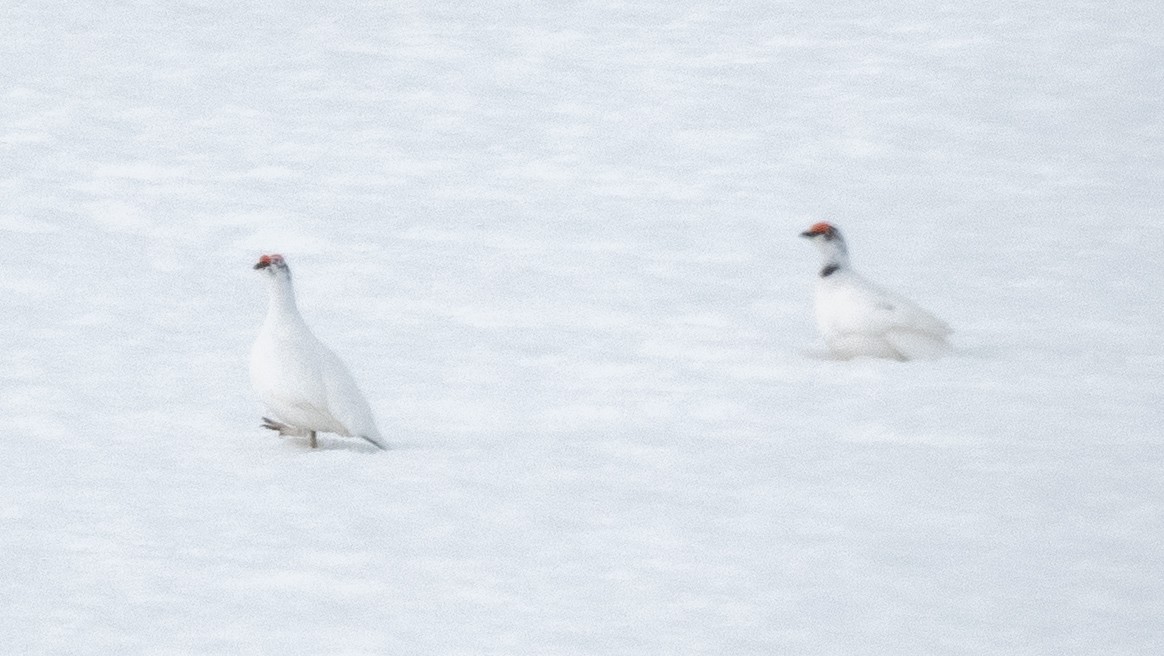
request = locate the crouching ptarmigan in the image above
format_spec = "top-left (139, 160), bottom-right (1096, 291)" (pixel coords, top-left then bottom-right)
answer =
top-left (250, 254), bottom-right (387, 450)
top-left (800, 222), bottom-right (952, 361)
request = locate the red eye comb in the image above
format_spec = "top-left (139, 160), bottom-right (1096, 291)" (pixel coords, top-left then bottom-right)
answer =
top-left (254, 254), bottom-right (283, 270)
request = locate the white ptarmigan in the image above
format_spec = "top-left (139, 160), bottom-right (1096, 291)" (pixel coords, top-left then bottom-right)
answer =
top-left (249, 254), bottom-right (387, 450)
top-left (800, 222), bottom-right (952, 361)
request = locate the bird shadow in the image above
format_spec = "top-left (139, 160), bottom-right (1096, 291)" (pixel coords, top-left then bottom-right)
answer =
top-left (273, 435), bottom-right (386, 453)
top-left (271, 434), bottom-right (433, 453)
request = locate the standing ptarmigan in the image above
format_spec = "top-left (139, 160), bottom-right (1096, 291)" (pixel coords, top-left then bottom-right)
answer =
top-left (250, 254), bottom-right (387, 450)
top-left (800, 222), bottom-right (952, 361)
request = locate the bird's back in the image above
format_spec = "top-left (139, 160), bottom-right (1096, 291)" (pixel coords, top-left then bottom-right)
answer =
top-left (815, 270), bottom-right (951, 360)
top-left (816, 270), bottom-right (950, 337)
top-left (315, 340), bottom-right (383, 442)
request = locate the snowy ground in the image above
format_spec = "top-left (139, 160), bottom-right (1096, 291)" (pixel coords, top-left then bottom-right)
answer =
top-left (2, 1), bottom-right (1162, 654)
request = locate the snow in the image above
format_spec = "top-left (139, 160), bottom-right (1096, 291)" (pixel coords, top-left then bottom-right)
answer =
top-left (2, 1), bottom-right (1162, 654)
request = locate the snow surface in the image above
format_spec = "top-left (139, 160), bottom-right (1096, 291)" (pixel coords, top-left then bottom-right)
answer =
top-left (2, 1), bottom-right (1162, 654)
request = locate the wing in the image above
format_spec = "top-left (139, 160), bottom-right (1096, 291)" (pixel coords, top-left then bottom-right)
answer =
top-left (820, 272), bottom-right (951, 338)
top-left (317, 340), bottom-right (385, 446)
top-left (882, 328), bottom-right (951, 360)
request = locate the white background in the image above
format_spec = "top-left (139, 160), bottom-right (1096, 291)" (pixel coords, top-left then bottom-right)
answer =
top-left (2, 1), bottom-right (1161, 653)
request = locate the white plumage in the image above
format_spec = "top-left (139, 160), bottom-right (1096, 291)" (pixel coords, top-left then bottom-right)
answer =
top-left (800, 222), bottom-right (952, 361)
top-left (249, 254), bottom-right (387, 450)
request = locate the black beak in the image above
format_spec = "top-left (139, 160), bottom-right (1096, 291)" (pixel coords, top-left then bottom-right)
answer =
top-left (800, 230), bottom-right (816, 238)
top-left (253, 261), bottom-right (270, 270)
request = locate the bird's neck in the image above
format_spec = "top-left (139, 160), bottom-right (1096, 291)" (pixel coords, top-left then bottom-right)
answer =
top-left (819, 241), bottom-right (850, 278)
top-left (265, 274), bottom-right (300, 318)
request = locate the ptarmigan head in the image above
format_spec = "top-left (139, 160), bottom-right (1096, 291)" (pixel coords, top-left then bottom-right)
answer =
top-left (253, 254), bottom-right (289, 276)
top-left (799, 221), bottom-right (843, 243)
top-left (800, 222), bottom-right (850, 274)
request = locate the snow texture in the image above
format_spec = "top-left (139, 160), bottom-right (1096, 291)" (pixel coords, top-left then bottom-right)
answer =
top-left (2, 1), bottom-right (1162, 654)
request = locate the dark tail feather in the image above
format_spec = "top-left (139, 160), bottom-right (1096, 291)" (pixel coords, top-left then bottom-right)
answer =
top-left (360, 434), bottom-right (388, 450)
